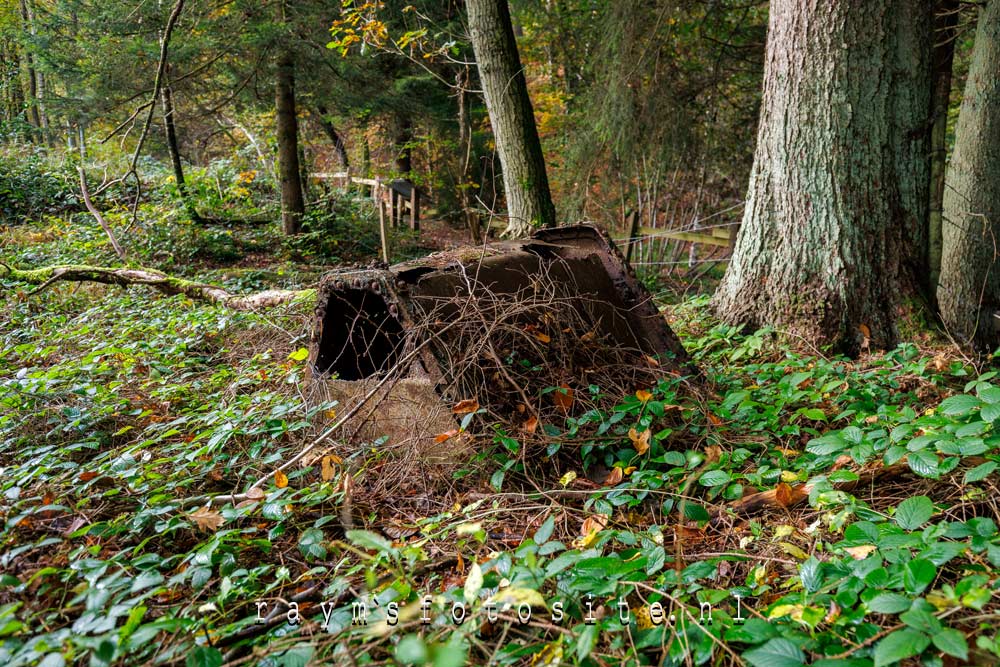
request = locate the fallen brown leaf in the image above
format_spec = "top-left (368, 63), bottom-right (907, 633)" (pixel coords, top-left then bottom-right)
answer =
top-left (452, 398), bottom-right (480, 415)
top-left (552, 384), bottom-right (574, 413)
top-left (189, 506), bottom-right (224, 532)
top-left (522, 416), bottom-right (539, 434)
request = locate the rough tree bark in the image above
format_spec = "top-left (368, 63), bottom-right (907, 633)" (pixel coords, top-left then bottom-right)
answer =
top-left (937, 0), bottom-right (1000, 348)
top-left (275, 41), bottom-right (305, 235)
top-left (928, 0), bottom-right (959, 298)
top-left (467, 0), bottom-right (556, 237)
top-left (713, 0), bottom-right (932, 353)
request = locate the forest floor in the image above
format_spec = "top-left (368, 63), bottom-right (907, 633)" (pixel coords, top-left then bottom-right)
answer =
top-left (2, 210), bottom-right (1000, 667)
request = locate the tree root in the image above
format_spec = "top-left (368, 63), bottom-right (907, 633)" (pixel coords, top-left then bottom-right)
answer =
top-left (0, 262), bottom-right (314, 310)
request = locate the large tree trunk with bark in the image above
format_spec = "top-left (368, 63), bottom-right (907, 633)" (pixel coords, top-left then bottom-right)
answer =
top-left (713, 0), bottom-right (932, 353)
top-left (937, 0), bottom-right (1000, 348)
top-left (467, 0), bottom-right (556, 238)
top-left (928, 0), bottom-right (959, 298)
top-left (275, 46), bottom-right (305, 235)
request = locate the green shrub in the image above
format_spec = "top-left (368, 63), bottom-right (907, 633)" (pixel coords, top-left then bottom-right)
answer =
top-left (0, 148), bottom-right (79, 224)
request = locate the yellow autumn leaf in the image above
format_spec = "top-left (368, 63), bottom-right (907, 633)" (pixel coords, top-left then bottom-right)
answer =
top-left (774, 525), bottom-right (796, 538)
top-left (769, 603), bottom-right (805, 621)
top-left (558, 471), bottom-right (577, 487)
top-left (780, 470), bottom-right (799, 483)
top-left (777, 541), bottom-right (809, 560)
top-left (274, 470), bottom-right (289, 488)
top-left (321, 455), bottom-right (338, 482)
top-left (288, 347), bottom-right (309, 362)
top-left (843, 544), bottom-right (877, 560)
top-left (531, 640), bottom-right (563, 667)
top-left (488, 587), bottom-right (547, 611)
top-left (628, 427), bottom-right (651, 455)
top-left (636, 389), bottom-right (653, 403)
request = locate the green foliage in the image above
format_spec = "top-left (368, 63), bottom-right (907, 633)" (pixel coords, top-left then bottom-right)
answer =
top-left (281, 196), bottom-right (418, 264)
top-left (0, 148), bottom-right (79, 223)
top-left (2, 238), bottom-right (998, 665)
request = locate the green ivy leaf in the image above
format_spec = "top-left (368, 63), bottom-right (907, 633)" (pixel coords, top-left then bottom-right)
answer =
top-left (894, 496), bottom-right (934, 530)
top-left (932, 628), bottom-right (969, 660)
top-left (907, 450), bottom-right (940, 478)
top-left (186, 647), bottom-right (223, 667)
top-left (867, 592), bottom-right (912, 614)
top-left (938, 395), bottom-right (981, 416)
top-left (698, 470), bottom-right (730, 487)
top-left (742, 638), bottom-right (805, 667)
top-left (964, 461), bottom-right (997, 483)
top-left (903, 559), bottom-right (936, 595)
top-left (873, 628), bottom-right (929, 667)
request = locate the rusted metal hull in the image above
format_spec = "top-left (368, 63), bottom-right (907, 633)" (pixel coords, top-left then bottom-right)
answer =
top-left (309, 224), bottom-right (690, 457)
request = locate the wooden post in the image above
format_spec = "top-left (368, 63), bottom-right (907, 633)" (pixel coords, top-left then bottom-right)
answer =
top-left (410, 184), bottom-right (420, 231)
top-left (624, 209), bottom-right (639, 264)
top-left (378, 199), bottom-right (390, 263)
top-left (390, 188), bottom-right (399, 228)
top-left (373, 176), bottom-right (380, 203)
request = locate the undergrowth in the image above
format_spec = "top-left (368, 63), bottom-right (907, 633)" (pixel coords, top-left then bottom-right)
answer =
top-left (2, 226), bottom-right (1000, 667)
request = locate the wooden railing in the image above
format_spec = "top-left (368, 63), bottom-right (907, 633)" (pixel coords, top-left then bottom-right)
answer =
top-left (313, 171), bottom-right (420, 231)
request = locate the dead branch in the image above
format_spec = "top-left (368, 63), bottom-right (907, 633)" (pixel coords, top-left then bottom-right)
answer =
top-left (77, 168), bottom-right (127, 261)
top-left (0, 263), bottom-right (314, 310)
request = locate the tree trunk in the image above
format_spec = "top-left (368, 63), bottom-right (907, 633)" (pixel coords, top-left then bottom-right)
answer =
top-left (18, 0), bottom-right (41, 136)
top-left (275, 47), bottom-right (305, 235)
top-left (713, 0), bottom-right (932, 353)
top-left (937, 0), bottom-right (1000, 348)
top-left (457, 66), bottom-right (481, 242)
top-left (467, 0), bottom-right (556, 237)
top-left (928, 0), bottom-right (959, 299)
top-left (160, 81), bottom-right (202, 222)
top-left (314, 104), bottom-right (349, 168)
top-left (394, 117), bottom-right (412, 177)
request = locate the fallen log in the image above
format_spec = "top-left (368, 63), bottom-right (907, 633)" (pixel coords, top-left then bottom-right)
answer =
top-left (0, 262), bottom-right (314, 310)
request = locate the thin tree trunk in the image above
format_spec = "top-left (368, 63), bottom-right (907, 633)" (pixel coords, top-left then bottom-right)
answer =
top-left (928, 0), bottom-right (959, 299)
top-left (467, 0), bottom-right (556, 237)
top-left (394, 117), bottom-right (412, 177)
top-left (313, 104), bottom-right (349, 168)
top-left (457, 67), bottom-right (481, 242)
top-left (275, 45), bottom-right (305, 235)
top-left (938, 0), bottom-right (1000, 347)
top-left (160, 82), bottom-right (202, 222)
top-left (713, 0), bottom-right (933, 353)
top-left (18, 0), bottom-right (40, 136)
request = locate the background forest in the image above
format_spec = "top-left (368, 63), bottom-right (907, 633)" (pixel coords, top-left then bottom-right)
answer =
top-left (4, 1), bottom-right (1000, 666)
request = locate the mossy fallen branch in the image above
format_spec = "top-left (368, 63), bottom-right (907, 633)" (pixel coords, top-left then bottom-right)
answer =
top-left (0, 262), bottom-right (315, 310)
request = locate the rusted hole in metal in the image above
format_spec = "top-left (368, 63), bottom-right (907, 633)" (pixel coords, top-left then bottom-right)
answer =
top-left (315, 288), bottom-right (405, 380)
